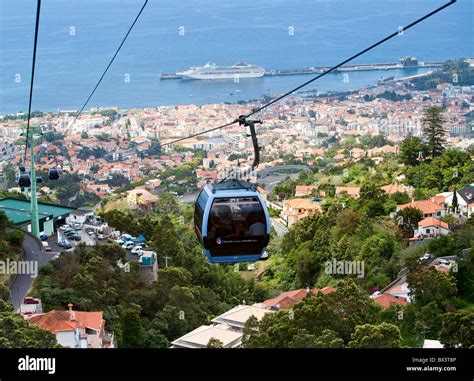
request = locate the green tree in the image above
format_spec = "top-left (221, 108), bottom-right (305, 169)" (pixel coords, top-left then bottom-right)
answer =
top-left (396, 207), bottom-right (423, 237)
top-left (99, 209), bottom-right (137, 234)
top-left (119, 307), bottom-right (145, 348)
top-left (439, 310), bottom-right (474, 348)
top-left (399, 137), bottom-right (425, 166)
top-left (155, 192), bottom-right (180, 216)
top-left (407, 267), bottom-right (457, 309)
top-left (348, 323), bottom-right (401, 348)
top-left (452, 188), bottom-right (458, 212)
top-left (207, 337), bottom-right (224, 348)
top-left (422, 106), bottom-right (446, 159)
top-left (359, 182), bottom-right (386, 201)
top-left (0, 307), bottom-right (59, 348)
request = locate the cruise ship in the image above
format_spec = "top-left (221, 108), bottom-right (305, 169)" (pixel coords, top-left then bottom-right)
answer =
top-left (176, 62), bottom-right (265, 80)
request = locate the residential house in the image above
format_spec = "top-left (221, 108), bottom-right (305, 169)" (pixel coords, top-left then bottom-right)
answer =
top-left (456, 185), bottom-right (474, 217)
top-left (139, 251), bottom-right (158, 284)
top-left (171, 304), bottom-right (273, 348)
top-left (367, 144), bottom-right (398, 157)
top-left (397, 200), bottom-right (445, 218)
top-left (263, 286), bottom-right (337, 311)
top-left (415, 217), bottom-right (450, 238)
top-left (263, 288), bottom-right (310, 310)
top-left (294, 185), bottom-right (325, 198)
top-left (26, 304), bottom-right (114, 348)
top-left (335, 186), bottom-right (361, 199)
top-left (350, 147), bottom-right (366, 158)
top-left (127, 188), bottom-right (159, 210)
top-left (381, 184), bottom-right (413, 197)
top-left (372, 293), bottom-right (408, 309)
top-left (280, 198), bottom-right (321, 227)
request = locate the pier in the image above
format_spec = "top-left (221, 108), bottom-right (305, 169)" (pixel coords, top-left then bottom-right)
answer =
top-left (159, 58), bottom-right (444, 80)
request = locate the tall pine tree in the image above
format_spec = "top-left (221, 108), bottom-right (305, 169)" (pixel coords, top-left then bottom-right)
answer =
top-left (422, 105), bottom-right (446, 158)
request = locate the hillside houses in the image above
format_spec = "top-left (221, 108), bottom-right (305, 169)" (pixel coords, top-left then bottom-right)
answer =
top-left (280, 198), bottom-right (322, 227)
top-left (26, 304), bottom-right (114, 349)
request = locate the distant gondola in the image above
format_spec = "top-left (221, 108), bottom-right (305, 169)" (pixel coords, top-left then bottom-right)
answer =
top-left (48, 168), bottom-right (60, 180)
top-left (18, 173), bottom-right (32, 188)
top-left (194, 178), bottom-right (270, 264)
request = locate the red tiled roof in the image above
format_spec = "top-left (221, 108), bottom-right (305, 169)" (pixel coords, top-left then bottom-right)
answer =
top-left (418, 217), bottom-right (449, 229)
top-left (373, 294), bottom-right (408, 309)
top-left (398, 200), bottom-right (444, 215)
top-left (28, 310), bottom-right (103, 333)
top-left (263, 289), bottom-right (309, 309)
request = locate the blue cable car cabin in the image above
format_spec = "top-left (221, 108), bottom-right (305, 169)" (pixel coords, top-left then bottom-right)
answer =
top-left (194, 179), bottom-right (270, 264)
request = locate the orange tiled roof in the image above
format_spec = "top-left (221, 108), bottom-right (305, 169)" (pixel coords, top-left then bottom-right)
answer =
top-left (283, 198), bottom-right (320, 210)
top-left (263, 289), bottom-right (309, 309)
top-left (398, 200), bottom-right (444, 215)
top-left (28, 310), bottom-right (103, 333)
top-left (418, 217), bottom-right (449, 229)
top-left (295, 185), bottom-right (318, 192)
top-left (373, 294), bottom-right (408, 309)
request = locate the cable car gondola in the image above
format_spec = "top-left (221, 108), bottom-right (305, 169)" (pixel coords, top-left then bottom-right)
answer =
top-left (193, 117), bottom-right (270, 263)
top-left (194, 178), bottom-right (270, 263)
top-left (48, 168), bottom-right (60, 180)
top-left (18, 173), bottom-right (32, 188)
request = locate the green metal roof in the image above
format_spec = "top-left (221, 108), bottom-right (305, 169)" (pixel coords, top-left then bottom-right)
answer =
top-left (0, 198), bottom-right (75, 226)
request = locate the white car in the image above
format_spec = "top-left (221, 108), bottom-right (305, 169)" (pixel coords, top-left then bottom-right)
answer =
top-left (419, 253), bottom-right (433, 262)
top-left (438, 259), bottom-right (450, 266)
top-left (114, 239), bottom-right (125, 245)
top-left (131, 246), bottom-right (143, 255)
top-left (122, 242), bottom-right (134, 250)
top-left (59, 224), bottom-right (69, 231)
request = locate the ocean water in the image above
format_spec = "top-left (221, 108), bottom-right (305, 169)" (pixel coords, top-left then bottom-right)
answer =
top-left (0, 0), bottom-right (472, 114)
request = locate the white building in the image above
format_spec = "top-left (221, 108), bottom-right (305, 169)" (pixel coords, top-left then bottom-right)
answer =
top-left (415, 217), bottom-right (450, 238)
top-left (171, 304), bottom-right (273, 348)
top-left (26, 303), bottom-right (114, 348)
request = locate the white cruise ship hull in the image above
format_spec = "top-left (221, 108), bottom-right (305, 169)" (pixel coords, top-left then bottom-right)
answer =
top-left (177, 62), bottom-right (265, 80)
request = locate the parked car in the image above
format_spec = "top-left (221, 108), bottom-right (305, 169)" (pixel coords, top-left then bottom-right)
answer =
top-left (71, 222), bottom-right (83, 230)
top-left (39, 234), bottom-right (48, 241)
top-left (122, 242), bottom-right (134, 250)
top-left (438, 259), bottom-right (450, 266)
top-left (42, 242), bottom-right (52, 252)
top-left (87, 230), bottom-right (95, 236)
top-left (64, 227), bottom-right (76, 234)
top-left (114, 239), bottom-right (125, 245)
top-left (64, 230), bottom-right (77, 237)
top-left (131, 246), bottom-right (143, 255)
top-left (23, 296), bottom-right (40, 304)
top-left (58, 241), bottom-right (72, 249)
top-left (419, 253), bottom-right (434, 262)
top-left (70, 235), bottom-right (82, 241)
top-left (97, 234), bottom-right (109, 241)
top-left (52, 253), bottom-right (60, 260)
top-left (59, 224), bottom-right (69, 231)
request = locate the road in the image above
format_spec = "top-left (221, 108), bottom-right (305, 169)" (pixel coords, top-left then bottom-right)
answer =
top-left (271, 218), bottom-right (288, 236)
top-left (9, 233), bottom-right (55, 311)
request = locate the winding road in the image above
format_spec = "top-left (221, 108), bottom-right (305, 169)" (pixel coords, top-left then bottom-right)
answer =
top-left (9, 233), bottom-right (54, 311)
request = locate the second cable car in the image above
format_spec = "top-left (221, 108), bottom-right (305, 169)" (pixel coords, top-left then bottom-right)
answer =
top-left (194, 178), bottom-right (270, 264)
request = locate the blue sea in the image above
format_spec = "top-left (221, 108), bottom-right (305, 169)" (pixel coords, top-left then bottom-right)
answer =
top-left (0, 0), bottom-right (472, 114)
